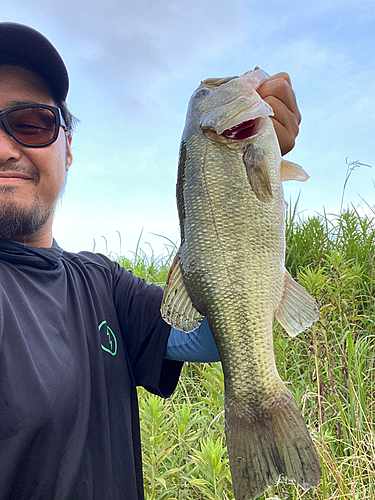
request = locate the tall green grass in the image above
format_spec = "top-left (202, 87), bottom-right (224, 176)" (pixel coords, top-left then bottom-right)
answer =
top-left (117, 205), bottom-right (375, 500)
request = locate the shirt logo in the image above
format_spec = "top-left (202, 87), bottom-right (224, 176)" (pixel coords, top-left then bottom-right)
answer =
top-left (99, 320), bottom-right (118, 356)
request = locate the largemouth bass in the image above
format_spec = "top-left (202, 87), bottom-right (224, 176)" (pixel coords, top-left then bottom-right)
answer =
top-left (161, 68), bottom-right (321, 499)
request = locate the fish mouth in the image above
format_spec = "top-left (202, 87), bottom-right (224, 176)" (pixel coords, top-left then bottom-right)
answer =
top-left (220, 118), bottom-right (261, 140)
top-left (200, 97), bottom-right (273, 140)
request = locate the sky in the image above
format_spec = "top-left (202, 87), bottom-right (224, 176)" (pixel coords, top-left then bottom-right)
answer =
top-left (1, 0), bottom-right (374, 257)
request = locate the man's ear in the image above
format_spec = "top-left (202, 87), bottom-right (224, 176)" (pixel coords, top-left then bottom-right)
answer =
top-left (66, 133), bottom-right (73, 172)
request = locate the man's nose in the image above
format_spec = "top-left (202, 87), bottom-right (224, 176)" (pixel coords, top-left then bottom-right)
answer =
top-left (0, 127), bottom-right (22, 163)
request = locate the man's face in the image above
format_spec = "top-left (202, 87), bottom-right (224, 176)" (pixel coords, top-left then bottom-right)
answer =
top-left (0, 65), bottom-right (72, 246)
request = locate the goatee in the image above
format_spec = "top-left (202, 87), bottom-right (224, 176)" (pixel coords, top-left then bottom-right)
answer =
top-left (0, 196), bottom-right (52, 241)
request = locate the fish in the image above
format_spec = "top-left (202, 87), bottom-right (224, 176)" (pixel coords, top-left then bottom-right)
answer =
top-left (161, 68), bottom-right (321, 499)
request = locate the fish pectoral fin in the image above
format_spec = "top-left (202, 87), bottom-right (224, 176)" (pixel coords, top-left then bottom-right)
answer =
top-left (160, 250), bottom-right (204, 333)
top-left (280, 160), bottom-right (309, 182)
top-left (275, 271), bottom-right (319, 337)
top-left (243, 144), bottom-right (273, 203)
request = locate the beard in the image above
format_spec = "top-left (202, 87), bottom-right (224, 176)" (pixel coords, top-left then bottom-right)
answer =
top-left (0, 155), bottom-right (69, 243)
top-left (0, 191), bottom-right (54, 241)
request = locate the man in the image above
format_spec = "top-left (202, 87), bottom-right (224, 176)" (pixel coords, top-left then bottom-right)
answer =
top-left (0, 22), bottom-right (301, 500)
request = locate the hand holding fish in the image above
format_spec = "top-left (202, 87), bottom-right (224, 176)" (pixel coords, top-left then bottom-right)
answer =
top-left (257, 72), bottom-right (301, 156)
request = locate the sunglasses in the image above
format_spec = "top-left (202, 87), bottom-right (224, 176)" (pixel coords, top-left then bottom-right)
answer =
top-left (0, 104), bottom-right (68, 148)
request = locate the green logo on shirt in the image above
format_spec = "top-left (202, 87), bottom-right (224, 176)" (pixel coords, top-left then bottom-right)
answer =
top-left (99, 320), bottom-right (118, 356)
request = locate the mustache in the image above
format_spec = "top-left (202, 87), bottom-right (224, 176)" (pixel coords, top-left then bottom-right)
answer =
top-left (0, 164), bottom-right (39, 183)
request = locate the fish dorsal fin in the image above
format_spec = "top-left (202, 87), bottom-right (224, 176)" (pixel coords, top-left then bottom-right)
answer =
top-left (160, 250), bottom-right (204, 333)
top-left (243, 144), bottom-right (273, 203)
top-left (275, 271), bottom-right (319, 337)
top-left (280, 160), bottom-right (309, 182)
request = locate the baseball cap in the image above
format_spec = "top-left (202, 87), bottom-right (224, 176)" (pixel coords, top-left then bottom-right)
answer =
top-left (0, 22), bottom-right (69, 103)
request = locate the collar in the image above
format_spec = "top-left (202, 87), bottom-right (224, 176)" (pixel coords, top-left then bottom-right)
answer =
top-left (0, 237), bottom-right (63, 270)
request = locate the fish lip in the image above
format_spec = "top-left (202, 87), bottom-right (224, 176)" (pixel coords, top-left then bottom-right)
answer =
top-left (200, 98), bottom-right (274, 136)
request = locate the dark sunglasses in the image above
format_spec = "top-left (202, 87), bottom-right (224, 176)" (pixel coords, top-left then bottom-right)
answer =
top-left (0, 104), bottom-right (68, 148)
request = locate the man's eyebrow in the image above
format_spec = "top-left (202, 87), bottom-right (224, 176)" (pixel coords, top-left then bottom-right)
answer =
top-left (2, 100), bottom-right (52, 108)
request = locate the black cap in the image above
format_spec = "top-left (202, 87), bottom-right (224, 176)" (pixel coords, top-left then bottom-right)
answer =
top-left (0, 22), bottom-right (69, 103)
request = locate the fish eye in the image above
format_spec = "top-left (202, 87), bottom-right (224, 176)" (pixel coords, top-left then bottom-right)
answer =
top-left (195, 87), bottom-right (210, 98)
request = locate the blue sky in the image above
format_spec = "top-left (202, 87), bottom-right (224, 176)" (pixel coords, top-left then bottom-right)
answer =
top-left (1, 0), bottom-right (374, 256)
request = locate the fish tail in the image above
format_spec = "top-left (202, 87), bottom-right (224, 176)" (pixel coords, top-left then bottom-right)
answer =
top-left (225, 391), bottom-right (321, 500)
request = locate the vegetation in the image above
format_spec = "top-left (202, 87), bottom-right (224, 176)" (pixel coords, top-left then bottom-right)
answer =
top-left (117, 203), bottom-right (375, 500)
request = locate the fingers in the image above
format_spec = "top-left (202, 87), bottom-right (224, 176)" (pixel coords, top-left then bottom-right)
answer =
top-left (257, 73), bottom-right (301, 156)
top-left (261, 73), bottom-right (301, 124)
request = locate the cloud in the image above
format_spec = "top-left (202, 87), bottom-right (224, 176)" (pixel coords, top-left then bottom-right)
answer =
top-left (19, 0), bottom-right (248, 76)
top-left (10, 0), bottom-right (281, 115)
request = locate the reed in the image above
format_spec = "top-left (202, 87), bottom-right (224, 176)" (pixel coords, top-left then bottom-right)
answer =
top-left (118, 204), bottom-right (375, 499)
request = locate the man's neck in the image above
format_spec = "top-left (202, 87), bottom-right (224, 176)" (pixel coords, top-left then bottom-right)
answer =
top-left (10, 225), bottom-right (53, 248)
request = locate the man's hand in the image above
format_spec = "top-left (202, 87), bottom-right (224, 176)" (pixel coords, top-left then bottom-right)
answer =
top-left (257, 72), bottom-right (301, 156)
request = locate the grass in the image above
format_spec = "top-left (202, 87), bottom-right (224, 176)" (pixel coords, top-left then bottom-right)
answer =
top-left (116, 204), bottom-right (375, 500)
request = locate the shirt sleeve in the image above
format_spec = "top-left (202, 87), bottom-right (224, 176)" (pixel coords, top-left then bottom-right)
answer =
top-left (112, 264), bottom-right (183, 397)
top-left (164, 318), bottom-right (221, 362)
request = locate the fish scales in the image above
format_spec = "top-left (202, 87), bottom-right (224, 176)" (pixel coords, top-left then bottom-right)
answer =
top-left (182, 135), bottom-right (284, 402)
top-left (162, 69), bottom-right (321, 499)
